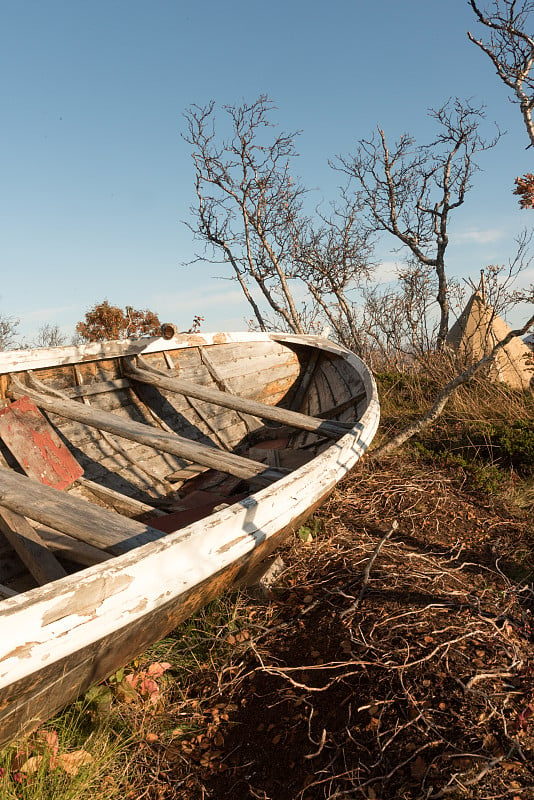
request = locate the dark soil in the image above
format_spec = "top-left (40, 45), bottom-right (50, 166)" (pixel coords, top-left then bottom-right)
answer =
top-left (130, 457), bottom-right (534, 800)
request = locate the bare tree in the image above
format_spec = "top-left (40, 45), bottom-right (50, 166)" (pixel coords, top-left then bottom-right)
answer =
top-left (183, 97), bottom-right (373, 347)
top-left (0, 314), bottom-right (20, 351)
top-left (31, 323), bottom-right (68, 349)
top-left (468, 0), bottom-right (534, 146)
top-left (336, 99), bottom-right (500, 350)
top-left (359, 263), bottom-right (439, 368)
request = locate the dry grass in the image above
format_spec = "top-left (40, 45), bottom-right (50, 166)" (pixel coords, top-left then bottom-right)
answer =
top-left (2, 369), bottom-right (533, 800)
top-left (96, 455), bottom-right (534, 800)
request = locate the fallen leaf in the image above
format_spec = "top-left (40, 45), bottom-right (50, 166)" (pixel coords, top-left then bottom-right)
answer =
top-left (125, 673), bottom-right (139, 689)
top-left (147, 662), bottom-right (171, 679)
top-left (58, 750), bottom-right (93, 776)
top-left (19, 755), bottom-right (45, 775)
top-left (138, 676), bottom-right (159, 699)
top-left (34, 729), bottom-right (59, 757)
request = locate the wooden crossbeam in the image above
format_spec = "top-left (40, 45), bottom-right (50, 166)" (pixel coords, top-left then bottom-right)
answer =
top-left (9, 376), bottom-right (282, 488)
top-left (0, 466), bottom-right (166, 555)
top-left (126, 358), bottom-right (353, 440)
top-left (0, 508), bottom-right (68, 585)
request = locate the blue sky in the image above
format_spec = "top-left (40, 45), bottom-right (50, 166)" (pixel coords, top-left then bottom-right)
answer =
top-left (0, 0), bottom-right (531, 342)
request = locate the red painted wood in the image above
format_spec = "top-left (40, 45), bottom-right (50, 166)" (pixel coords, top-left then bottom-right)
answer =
top-left (0, 397), bottom-right (83, 490)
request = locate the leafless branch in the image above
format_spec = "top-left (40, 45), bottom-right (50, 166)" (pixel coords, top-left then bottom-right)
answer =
top-left (335, 99), bottom-right (501, 348)
top-left (468, 0), bottom-right (534, 146)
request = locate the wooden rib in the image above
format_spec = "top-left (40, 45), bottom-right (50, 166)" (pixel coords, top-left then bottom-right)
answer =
top-left (128, 358), bottom-right (352, 440)
top-left (316, 391), bottom-right (367, 420)
top-left (0, 508), bottom-right (68, 585)
top-left (162, 351), bottom-right (232, 451)
top-left (72, 365), bottom-right (170, 494)
top-left (290, 349), bottom-right (321, 412)
top-left (10, 376), bottom-right (282, 487)
top-left (77, 477), bottom-right (166, 518)
top-left (0, 466), bottom-right (166, 555)
top-left (199, 347), bottom-right (256, 433)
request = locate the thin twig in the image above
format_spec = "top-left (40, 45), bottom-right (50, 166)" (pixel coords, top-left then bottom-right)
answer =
top-left (341, 520), bottom-right (398, 617)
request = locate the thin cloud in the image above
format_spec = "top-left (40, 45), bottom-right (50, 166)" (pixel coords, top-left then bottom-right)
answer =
top-left (456, 229), bottom-right (503, 244)
top-left (372, 261), bottom-right (401, 283)
top-left (18, 305), bottom-right (77, 323)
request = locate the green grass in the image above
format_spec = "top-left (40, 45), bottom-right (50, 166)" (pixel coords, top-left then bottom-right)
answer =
top-left (0, 711), bottom-right (131, 800)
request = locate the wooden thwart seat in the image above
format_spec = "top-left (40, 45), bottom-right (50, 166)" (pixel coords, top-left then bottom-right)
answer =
top-left (0, 466), bottom-right (166, 556)
top-left (9, 375), bottom-right (283, 488)
top-left (125, 357), bottom-right (353, 440)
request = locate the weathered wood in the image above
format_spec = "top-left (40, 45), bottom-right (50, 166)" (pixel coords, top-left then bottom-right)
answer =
top-left (165, 464), bottom-right (209, 483)
top-left (0, 508), bottom-right (68, 585)
top-left (71, 365), bottom-right (171, 495)
top-left (0, 467), bottom-right (167, 555)
top-left (199, 346), bottom-right (256, 433)
top-left (67, 378), bottom-right (131, 398)
top-left (161, 323), bottom-right (179, 340)
top-left (316, 391), bottom-right (367, 420)
top-left (127, 359), bottom-right (352, 439)
top-left (9, 376), bottom-right (281, 487)
top-left (0, 583), bottom-right (17, 599)
top-left (0, 397), bottom-right (83, 489)
top-left (34, 524), bottom-right (112, 566)
top-left (77, 477), bottom-right (166, 518)
top-left (161, 351), bottom-right (232, 451)
top-left (290, 348), bottom-right (321, 412)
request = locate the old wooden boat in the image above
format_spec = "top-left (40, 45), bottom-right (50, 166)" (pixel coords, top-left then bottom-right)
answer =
top-left (0, 330), bottom-right (379, 745)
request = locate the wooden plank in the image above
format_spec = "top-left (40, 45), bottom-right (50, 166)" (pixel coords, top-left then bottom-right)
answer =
top-left (0, 508), bottom-right (68, 585)
top-left (9, 376), bottom-right (281, 487)
top-left (0, 466), bottom-right (166, 555)
top-left (162, 351), bottom-right (232, 451)
top-left (33, 524), bottom-right (112, 566)
top-left (0, 583), bottom-right (17, 599)
top-left (127, 359), bottom-right (352, 440)
top-left (165, 464), bottom-right (209, 483)
top-left (199, 346), bottom-right (256, 433)
top-left (66, 378), bottom-right (131, 398)
top-left (70, 364), bottom-right (172, 495)
top-left (0, 397), bottom-right (83, 489)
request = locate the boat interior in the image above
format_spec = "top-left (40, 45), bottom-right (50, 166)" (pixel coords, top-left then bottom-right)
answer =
top-left (0, 335), bottom-right (368, 599)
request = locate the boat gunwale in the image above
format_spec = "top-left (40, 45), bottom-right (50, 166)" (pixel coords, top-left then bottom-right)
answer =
top-left (0, 331), bottom-right (350, 374)
top-left (0, 333), bottom-right (379, 691)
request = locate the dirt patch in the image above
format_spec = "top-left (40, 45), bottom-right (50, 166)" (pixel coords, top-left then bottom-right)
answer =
top-left (133, 458), bottom-right (534, 799)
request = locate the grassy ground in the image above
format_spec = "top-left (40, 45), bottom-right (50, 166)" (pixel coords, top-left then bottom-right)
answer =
top-left (2, 372), bottom-right (534, 799)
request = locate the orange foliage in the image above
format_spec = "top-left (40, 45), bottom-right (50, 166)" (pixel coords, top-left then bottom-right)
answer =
top-left (76, 300), bottom-right (161, 342)
top-left (514, 173), bottom-right (534, 209)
